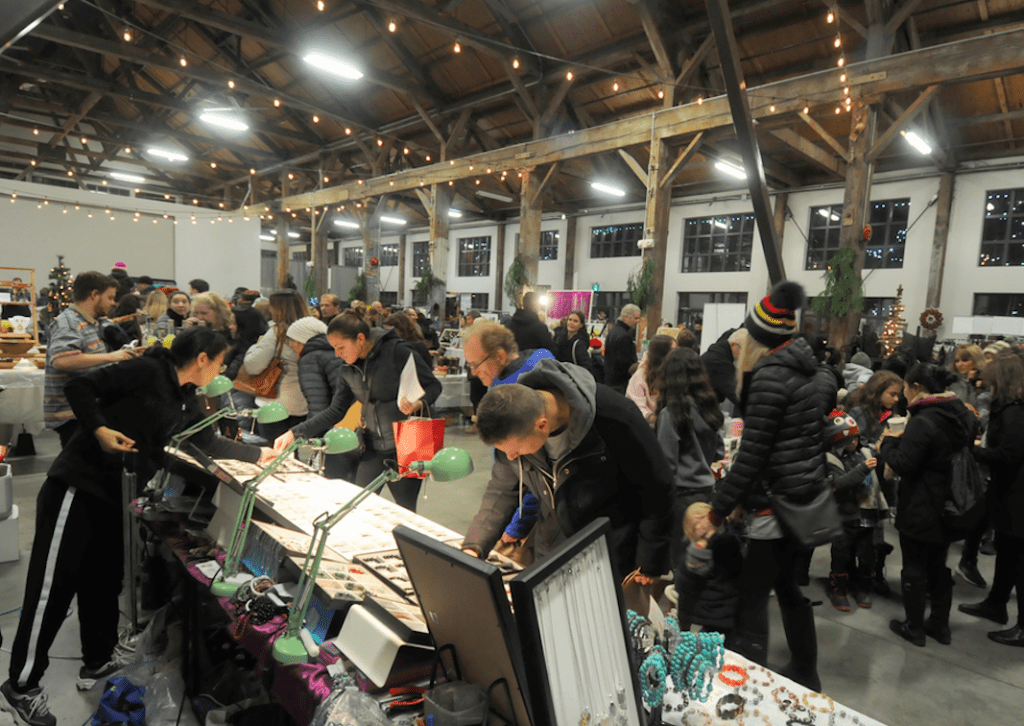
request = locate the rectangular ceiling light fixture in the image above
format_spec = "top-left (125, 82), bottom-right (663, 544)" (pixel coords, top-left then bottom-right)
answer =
top-left (147, 147), bottom-right (189, 162)
top-left (714, 160), bottom-right (746, 180)
top-left (109, 172), bottom-right (146, 183)
top-left (590, 181), bottom-right (626, 197)
top-left (380, 215), bottom-right (407, 225)
top-left (901, 130), bottom-right (933, 155)
top-left (259, 233), bottom-right (275, 241)
top-left (448, 209), bottom-right (463, 218)
top-left (287, 231), bottom-right (300, 238)
top-left (818, 209), bottom-right (840, 222)
top-left (476, 190), bottom-right (514, 203)
top-left (199, 113), bottom-right (249, 132)
top-left (303, 52), bottom-right (364, 80)
top-left (334, 219), bottom-right (360, 229)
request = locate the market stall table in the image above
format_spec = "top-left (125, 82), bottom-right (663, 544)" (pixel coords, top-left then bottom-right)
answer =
top-left (0, 365), bottom-right (45, 448)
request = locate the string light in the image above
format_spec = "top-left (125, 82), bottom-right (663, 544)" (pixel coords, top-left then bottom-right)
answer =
top-left (566, 71), bottom-right (573, 81)
top-left (124, 147), bottom-right (131, 153)
top-left (80, 137), bottom-right (88, 144)
top-left (769, 105), bottom-right (776, 112)
top-left (33, 128), bottom-right (39, 135)
top-left (403, 147), bottom-right (409, 154)
top-left (228, 80), bottom-right (235, 88)
top-left (250, 168), bottom-right (256, 174)
top-left (123, 29), bottom-right (132, 42)
top-left (180, 57), bottom-right (187, 67)
top-left (210, 162), bottom-right (217, 168)
top-left (313, 115), bottom-right (320, 123)
top-left (613, 82), bottom-right (619, 92)
top-left (344, 127), bottom-right (352, 134)
top-left (274, 99), bottom-right (281, 107)
top-left (512, 58), bottom-right (520, 69)
top-left (317, 0), bottom-right (325, 10)
top-left (388, 20), bottom-right (396, 33)
top-left (834, 37), bottom-right (842, 48)
top-left (840, 73), bottom-right (847, 83)
top-left (837, 57), bottom-right (845, 67)
top-left (803, 106), bottom-right (810, 114)
top-left (425, 155), bottom-right (431, 161)
top-left (827, 11), bottom-right (835, 23)
top-left (377, 138), bottom-right (384, 146)
top-left (658, 90), bottom-right (664, 99)
top-left (453, 41), bottom-right (461, 54)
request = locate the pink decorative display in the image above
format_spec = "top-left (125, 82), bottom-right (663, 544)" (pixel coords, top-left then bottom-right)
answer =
top-left (544, 290), bottom-right (593, 321)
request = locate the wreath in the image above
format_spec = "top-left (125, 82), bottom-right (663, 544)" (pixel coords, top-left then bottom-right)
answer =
top-left (920, 307), bottom-right (943, 331)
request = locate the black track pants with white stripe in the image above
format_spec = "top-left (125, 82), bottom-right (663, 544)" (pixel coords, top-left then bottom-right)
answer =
top-left (8, 478), bottom-right (123, 689)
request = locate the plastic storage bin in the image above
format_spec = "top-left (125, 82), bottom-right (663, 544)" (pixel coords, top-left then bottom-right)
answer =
top-left (424, 682), bottom-right (487, 726)
top-left (0, 463), bottom-right (12, 520)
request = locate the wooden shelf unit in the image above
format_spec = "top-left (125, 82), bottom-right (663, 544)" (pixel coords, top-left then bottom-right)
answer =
top-left (0, 266), bottom-right (41, 345)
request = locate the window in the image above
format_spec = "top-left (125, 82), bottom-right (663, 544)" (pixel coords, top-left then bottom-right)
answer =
top-left (412, 241), bottom-right (429, 276)
top-left (540, 231), bottom-right (559, 260)
top-left (974, 293), bottom-right (1024, 316)
top-left (470, 293), bottom-right (489, 310)
top-left (379, 291), bottom-right (398, 307)
top-left (591, 223), bottom-right (643, 258)
top-left (458, 236), bottom-right (491, 277)
top-left (380, 243), bottom-right (398, 267)
top-left (292, 250), bottom-right (309, 261)
top-left (804, 296), bottom-right (895, 336)
top-left (676, 292), bottom-right (748, 329)
top-left (979, 188), bottom-right (1024, 266)
top-left (806, 200), bottom-right (908, 270)
top-left (682, 214), bottom-right (754, 272)
top-left (343, 247), bottom-right (363, 267)
top-left (591, 291), bottom-right (633, 323)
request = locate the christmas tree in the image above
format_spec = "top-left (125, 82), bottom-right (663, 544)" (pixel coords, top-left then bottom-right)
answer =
top-left (879, 285), bottom-right (906, 358)
top-left (48, 255), bottom-right (73, 316)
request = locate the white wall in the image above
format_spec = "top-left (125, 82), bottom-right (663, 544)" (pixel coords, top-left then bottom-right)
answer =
top-left (0, 178), bottom-right (260, 298)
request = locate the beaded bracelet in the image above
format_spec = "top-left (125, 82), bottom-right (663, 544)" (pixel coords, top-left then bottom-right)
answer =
top-left (802, 691), bottom-right (836, 714)
top-left (639, 647), bottom-right (669, 708)
top-left (718, 664), bottom-right (748, 687)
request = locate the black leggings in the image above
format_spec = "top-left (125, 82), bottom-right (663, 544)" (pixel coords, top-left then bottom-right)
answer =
top-left (990, 531), bottom-right (1024, 627)
top-left (735, 537), bottom-right (807, 637)
top-left (355, 441), bottom-right (422, 512)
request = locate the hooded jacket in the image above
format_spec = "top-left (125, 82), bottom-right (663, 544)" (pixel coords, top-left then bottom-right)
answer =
top-left (700, 328), bottom-right (740, 409)
top-left (881, 393), bottom-right (979, 543)
top-left (505, 307), bottom-right (554, 353)
top-left (554, 328), bottom-right (594, 375)
top-left (462, 358), bottom-right (675, 577)
top-left (603, 319), bottom-right (637, 393)
top-left (710, 337), bottom-right (838, 521)
top-left (843, 362), bottom-right (873, 393)
top-left (291, 328), bottom-right (441, 451)
top-left (297, 332), bottom-right (343, 417)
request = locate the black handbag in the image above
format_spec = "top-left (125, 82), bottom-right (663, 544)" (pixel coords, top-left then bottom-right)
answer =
top-left (943, 446), bottom-right (986, 541)
top-left (769, 480), bottom-right (843, 548)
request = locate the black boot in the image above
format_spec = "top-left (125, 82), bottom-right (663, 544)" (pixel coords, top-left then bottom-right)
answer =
top-left (874, 543), bottom-right (894, 597)
top-left (923, 571), bottom-right (953, 645)
top-left (778, 599), bottom-right (821, 692)
top-left (827, 572), bottom-right (851, 611)
top-left (890, 575), bottom-right (926, 647)
top-left (726, 629), bottom-right (768, 666)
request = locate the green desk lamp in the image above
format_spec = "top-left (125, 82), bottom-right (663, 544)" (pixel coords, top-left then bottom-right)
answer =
top-left (210, 427), bottom-right (360, 598)
top-left (272, 446), bottom-right (475, 665)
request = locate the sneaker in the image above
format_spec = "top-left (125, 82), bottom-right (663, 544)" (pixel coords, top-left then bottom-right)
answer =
top-left (76, 649), bottom-right (133, 691)
top-left (956, 558), bottom-right (987, 588)
top-left (0, 680), bottom-right (56, 726)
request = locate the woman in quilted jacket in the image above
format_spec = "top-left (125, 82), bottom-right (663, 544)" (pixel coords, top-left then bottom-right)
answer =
top-left (694, 281), bottom-right (838, 692)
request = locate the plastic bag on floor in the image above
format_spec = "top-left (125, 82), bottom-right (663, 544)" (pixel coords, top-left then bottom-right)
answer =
top-left (309, 687), bottom-right (390, 726)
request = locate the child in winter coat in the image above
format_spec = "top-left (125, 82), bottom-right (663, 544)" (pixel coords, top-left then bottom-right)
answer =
top-left (826, 410), bottom-right (888, 611)
top-left (676, 502), bottom-right (744, 634)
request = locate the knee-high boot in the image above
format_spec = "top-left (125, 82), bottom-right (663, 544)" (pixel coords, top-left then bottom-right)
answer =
top-left (889, 573), bottom-right (927, 646)
top-left (924, 570), bottom-right (954, 644)
top-left (778, 599), bottom-right (821, 692)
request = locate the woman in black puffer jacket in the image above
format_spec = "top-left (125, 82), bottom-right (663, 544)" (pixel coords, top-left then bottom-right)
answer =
top-left (880, 363), bottom-right (978, 647)
top-left (696, 282), bottom-right (837, 692)
top-left (297, 331), bottom-right (356, 480)
top-left (275, 311), bottom-right (441, 511)
top-left (958, 352), bottom-right (1024, 646)
top-left (554, 309), bottom-right (594, 376)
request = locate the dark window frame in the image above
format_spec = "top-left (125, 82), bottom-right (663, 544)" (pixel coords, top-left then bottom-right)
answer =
top-left (681, 214), bottom-right (755, 273)
top-left (458, 236), bottom-right (492, 277)
top-left (973, 293), bottom-right (1024, 316)
top-left (979, 188), bottom-right (1024, 267)
top-left (380, 243), bottom-right (399, 267)
top-left (590, 223), bottom-right (644, 258)
top-left (412, 241), bottom-right (429, 276)
top-left (676, 292), bottom-right (748, 329)
top-left (806, 199), bottom-right (909, 270)
top-left (342, 247), bottom-right (364, 268)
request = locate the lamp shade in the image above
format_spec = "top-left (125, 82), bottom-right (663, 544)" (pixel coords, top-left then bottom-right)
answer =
top-left (200, 375), bottom-right (234, 397)
top-left (320, 427), bottom-right (360, 455)
top-left (255, 401), bottom-right (289, 424)
top-left (422, 447), bottom-right (474, 481)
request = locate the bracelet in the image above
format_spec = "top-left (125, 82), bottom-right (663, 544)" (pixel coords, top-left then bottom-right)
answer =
top-left (718, 664), bottom-right (748, 687)
top-left (681, 707), bottom-right (712, 726)
top-left (747, 664), bottom-right (775, 688)
top-left (772, 686), bottom-right (800, 709)
top-left (715, 693), bottom-right (746, 720)
top-left (639, 647), bottom-right (669, 708)
top-left (801, 692), bottom-right (836, 714)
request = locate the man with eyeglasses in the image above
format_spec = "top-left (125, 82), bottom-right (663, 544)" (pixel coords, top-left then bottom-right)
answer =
top-left (604, 304), bottom-right (642, 394)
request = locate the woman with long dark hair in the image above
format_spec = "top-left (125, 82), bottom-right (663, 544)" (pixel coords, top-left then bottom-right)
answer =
top-left (0, 329), bottom-right (269, 717)
top-left (383, 312), bottom-right (431, 367)
top-left (626, 334), bottom-right (676, 421)
top-left (959, 353), bottom-right (1024, 646)
top-left (554, 309), bottom-right (594, 376)
top-left (881, 362), bottom-right (978, 647)
top-left (274, 311), bottom-right (442, 511)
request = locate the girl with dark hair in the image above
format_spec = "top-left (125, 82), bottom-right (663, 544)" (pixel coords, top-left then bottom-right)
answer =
top-left (383, 312), bottom-right (431, 367)
top-left (273, 311), bottom-right (442, 511)
top-left (654, 347), bottom-right (725, 587)
top-left (154, 290), bottom-right (190, 338)
top-left (1, 328), bottom-right (270, 715)
top-left (626, 334), bottom-right (676, 421)
top-left (959, 353), bottom-right (1024, 646)
top-left (881, 362), bottom-right (978, 647)
top-left (845, 369), bottom-right (904, 444)
top-left (554, 309), bottom-right (594, 376)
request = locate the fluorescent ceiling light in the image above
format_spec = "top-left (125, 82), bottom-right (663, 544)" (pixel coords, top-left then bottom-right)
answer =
top-left (591, 181), bottom-right (626, 197)
top-left (448, 209), bottom-right (463, 218)
top-left (901, 130), bottom-right (932, 155)
top-left (259, 233), bottom-right (275, 241)
top-left (334, 219), bottom-right (360, 229)
top-left (476, 190), bottom-right (514, 203)
top-left (200, 113), bottom-right (249, 132)
top-left (714, 160), bottom-right (746, 180)
top-left (147, 147), bottom-right (189, 162)
top-left (380, 216), bottom-right (407, 226)
top-left (818, 209), bottom-right (840, 222)
top-left (303, 52), bottom-right (364, 80)
top-left (109, 172), bottom-right (146, 183)
top-left (287, 231), bottom-right (300, 238)
top-left (713, 219), bottom-right (729, 230)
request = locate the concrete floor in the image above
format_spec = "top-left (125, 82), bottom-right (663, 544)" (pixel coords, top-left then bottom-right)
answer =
top-left (1, 426), bottom-right (1020, 725)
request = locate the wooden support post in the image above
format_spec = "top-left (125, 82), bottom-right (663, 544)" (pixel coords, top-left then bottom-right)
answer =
top-left (926, 171), bottom-right (956, 309)
top-left (275, 212), bottom-right (289, 290)
top-left (563, 215), bottom-right (577, 290)
top-left (494, 223), bottom-right (506, 310)
top-left (773, 192), bottom-right (788, 264)
top-left (519, 168), bottom-right (543, 288)
top-left (312, 210), bottom-right (328, 300)
top-left (398, 232), bottom-right (407, 306)
top-left (643, 136), bottom-right (672, 337)
top-left (428, 184), bottom-right (453, 314)
top-left (363, 207), bottom-right (381, 304)
top-left (832, 103), bottom-right (879, 351)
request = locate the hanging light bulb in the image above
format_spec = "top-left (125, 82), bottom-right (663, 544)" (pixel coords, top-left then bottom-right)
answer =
top-left (377, 138), bottom-right (383, 146)
top-left (769, 105), bottom-right (776, 112)
top-left (844, 86), bottom-right (850, 95)
top-left (566, 71), bottom-right (574, 81)
top-left (840, 73), bottom-right (847, 83)
top-left (123, 29), bottom-right (132, 42)
top-left (834, 37), bottom-right (842, 48)
top-left (317, 0), bottom-right (325, 10)
top-left (274, 99), bottom-right (281, 107)
top-left (33, 128), bottom-right (39, 135)
top-left (837, 57), bottom-right (845, 67)
top-left (388, 20), bottom-right (397, 33)
top-left (803, 106), bottom-right (810, 114)
top-left (613, 81), bottom-right (619, 92)
top-left (453, 40), bottom-right (462, 54)
top-left (228, 80), bottom-right (235, 89)
top-left (67, 170), bottom-right (73, 176)
top-left (697, 97), bottom-right (704, 105)
top-left (512, 58), bottom-right (520, 70)
top-left (313, 115), bottom-right (320, 123)
top-left (425, 155), bottom-right (431, 161)
top-left (180, 56), bottom-right (187, 67)
top-left (344, 127), bottom-right (351, 135)
top-left (250, 168), bottom-right (256, 175)
top-left (403, 147), bottom-right (409, 154)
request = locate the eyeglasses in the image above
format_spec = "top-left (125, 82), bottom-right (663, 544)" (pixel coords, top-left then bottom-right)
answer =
top-left (467, 352), bottom-right (495, 372)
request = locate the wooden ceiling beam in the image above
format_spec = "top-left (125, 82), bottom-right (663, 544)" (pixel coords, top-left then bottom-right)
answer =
top-left (767, 127), bottom-right (848, 177)
top-left (628, 0), bottom-right (675, 80)
top-left (798, 110), bottom-right (850, 160)
top-left (867, 84), bottom-right (939, 162)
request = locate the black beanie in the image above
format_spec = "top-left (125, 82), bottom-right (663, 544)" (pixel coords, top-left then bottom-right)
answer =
top-left (745, 280), bottom-right (805, 348)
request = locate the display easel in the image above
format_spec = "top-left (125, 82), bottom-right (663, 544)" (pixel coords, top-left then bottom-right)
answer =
top-left (0, 266), bottom-right (39, 344)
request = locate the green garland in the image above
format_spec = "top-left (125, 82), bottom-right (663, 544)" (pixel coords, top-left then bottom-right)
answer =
top-left (811, 245), bottom-right (864, 320)
top-left (627, 258), bottom-right (657, 311)
top-left (349, 272), bottom-right (367, 302)
top-left (504, 255), bottom-right (530, 306)
top-left (415, 263), bottom-right (444, 300)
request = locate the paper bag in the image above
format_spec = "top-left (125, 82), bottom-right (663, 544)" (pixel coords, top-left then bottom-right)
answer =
top-left (392, 417), bottom-right (445, 478)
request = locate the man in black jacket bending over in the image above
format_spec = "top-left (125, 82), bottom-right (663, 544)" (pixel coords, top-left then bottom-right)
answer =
top-left (462, 358), bottom-right (675, 582)
top-left (505, 291), bottom-right (553, 353)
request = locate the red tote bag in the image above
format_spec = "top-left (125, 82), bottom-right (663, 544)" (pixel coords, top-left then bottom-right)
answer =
top-left (392, 412), bottom-right (445, 478)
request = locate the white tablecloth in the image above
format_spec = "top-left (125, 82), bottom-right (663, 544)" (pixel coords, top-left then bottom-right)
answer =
top-left (0, 366), bottom-right (45, 434)
top-left (434, 373), bottom-right (471, 410)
